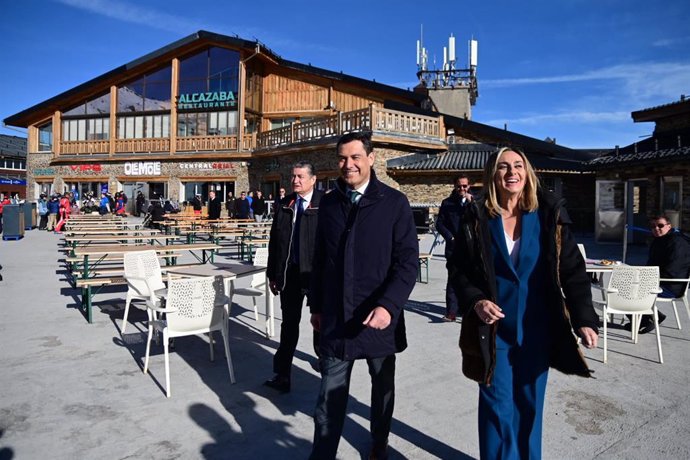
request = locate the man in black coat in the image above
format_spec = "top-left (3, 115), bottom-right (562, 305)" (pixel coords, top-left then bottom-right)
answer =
top-left (225, 192), bottom-right (236, 218)
top-left (634, 214), bottom-right (690, 333)
top-left (308, 132), bottom-right (419, 460)
top-left (264, 162), bottom-right (323, 393)
top-left (207, 190), bottom-right (222, 220)
top-left (435, 174), bottom-right (473, 322)
top-left (251, 190), bottom-right (267, 222)
top-left (234, 192), bottom-right (250, 219)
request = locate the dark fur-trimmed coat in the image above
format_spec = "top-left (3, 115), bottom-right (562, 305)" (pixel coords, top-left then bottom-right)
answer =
top-left (449, 190), bottom-right (599, 384)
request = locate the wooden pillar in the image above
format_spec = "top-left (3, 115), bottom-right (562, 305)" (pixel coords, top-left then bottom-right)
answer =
top-left (369, 103), bottom-right (375, 131)
top-left (238, 59), bottom-right (246, 152)
top-left (52, 111), bottom-right (61, 157)
top-left (170, 58), bottom-right (179, 155)
top-left (109, 85), bottom-right (117, 155)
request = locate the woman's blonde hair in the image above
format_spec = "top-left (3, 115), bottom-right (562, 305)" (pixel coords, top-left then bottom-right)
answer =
top-left (483, 147), bottom-right (539, 217)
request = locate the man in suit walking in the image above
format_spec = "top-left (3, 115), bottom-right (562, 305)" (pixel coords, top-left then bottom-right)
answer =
top-left (308, 132), bottom-right (419, 460)
top-left (436, 174), bottom-right (473, 322)
top-left (264, 162), bottom-right (324, 393)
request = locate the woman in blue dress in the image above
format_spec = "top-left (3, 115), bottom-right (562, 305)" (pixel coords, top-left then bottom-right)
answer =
top-left (450, 147), bottom-right (599, 459)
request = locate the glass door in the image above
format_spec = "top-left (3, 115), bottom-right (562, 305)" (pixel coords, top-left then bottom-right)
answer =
top-left (661, 176), bottom-right (682, 229)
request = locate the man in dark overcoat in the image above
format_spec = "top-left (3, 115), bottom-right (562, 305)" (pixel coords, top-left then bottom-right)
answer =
top-left (436, 173), bottom-right (473, 321)
top-left (308, 131), bottom-right (419, 460)
top-left (264, 162), bottom-right (323, 393)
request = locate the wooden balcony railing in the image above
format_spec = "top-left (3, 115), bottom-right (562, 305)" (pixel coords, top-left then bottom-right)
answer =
top-left (176, 135), bottom-right (237, 152)
top-left (256, 106), bottom-right (443, 150)
top-left (115, 138), bottom-right (170, 153)
top-left (54, 106), bottom-right (442, 156)
top-left (60, 140), bottom-right (109, 155)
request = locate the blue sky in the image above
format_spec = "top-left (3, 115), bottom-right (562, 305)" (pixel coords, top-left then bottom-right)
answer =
top-left (1, 0), bottom-right (689, 148)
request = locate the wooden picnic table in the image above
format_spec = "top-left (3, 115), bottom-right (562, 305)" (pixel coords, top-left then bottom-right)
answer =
top-left (70, 242), bottom-right (220, 323)
top-left (64, 229), bottom-right (161, 236)
top-left (64, 234), bottom-right (180, 255)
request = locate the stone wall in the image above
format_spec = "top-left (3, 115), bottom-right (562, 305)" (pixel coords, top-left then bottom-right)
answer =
top-left (26, 153), bottom-right (249, 200)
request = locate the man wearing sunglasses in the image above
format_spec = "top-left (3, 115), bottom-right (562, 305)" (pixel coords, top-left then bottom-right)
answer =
top-left (436, 174), bottom-right (473, 322)
top-left (631, 215), bottom-right (690, 333)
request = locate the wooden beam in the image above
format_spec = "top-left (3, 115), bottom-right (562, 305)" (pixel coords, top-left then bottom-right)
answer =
top-left (109, 85), bottom-right (117, 156)
top-left (238, 58), bottom-right (246, 153)
top-left (170, 58), bottom-right (179, 155)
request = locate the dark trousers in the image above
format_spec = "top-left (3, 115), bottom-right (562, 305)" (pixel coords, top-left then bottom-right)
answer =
top-left (309, 354), bottom-right (396, 460)
top-left (273, 264), bottom-right (317, 377)
top-left (445, 272), bottom-right (459, 317)
top-left (39, 214), bottom-right (48, 230)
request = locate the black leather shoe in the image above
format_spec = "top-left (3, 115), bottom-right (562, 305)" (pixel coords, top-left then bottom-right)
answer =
top-left (264, 375), bottom-right (291, 393)
top-left (640, 312), bottom-right (666, 334)
top-left (369, 441), bottom-right (389, 460)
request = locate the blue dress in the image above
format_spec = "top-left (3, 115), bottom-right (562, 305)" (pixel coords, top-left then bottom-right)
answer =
top-left (478, 211), bottom-right (552, 460)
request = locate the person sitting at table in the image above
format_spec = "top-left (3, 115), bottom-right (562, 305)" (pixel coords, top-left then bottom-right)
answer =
top-left (191, 194), bottom-right (203, 216)
top-left (149, 201), bottom-right (165, 229)
top-left (163, 200), bottom-right (175, 214)
top-left (627, 214), bottom-right (690, 334)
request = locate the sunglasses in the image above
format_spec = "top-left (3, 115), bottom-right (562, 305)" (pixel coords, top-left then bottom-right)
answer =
top-left (651, 223), bottom-right (669, 229)
top-left (457, 184), bottom-right (470, 189)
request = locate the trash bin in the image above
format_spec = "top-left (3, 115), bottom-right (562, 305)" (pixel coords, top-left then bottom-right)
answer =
top-left (24, 202), bottom-right (37, 229)
top-left (2, 204), bottom-right (25, 240)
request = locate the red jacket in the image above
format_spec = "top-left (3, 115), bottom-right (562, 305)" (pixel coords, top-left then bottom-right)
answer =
top-left (0, 198), bottom-right (10, 214)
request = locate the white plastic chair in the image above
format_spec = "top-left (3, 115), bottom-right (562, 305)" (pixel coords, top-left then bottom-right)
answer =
top-left (123, 250), bottom-right (166, 333)
top-left (594, 266), bottom-right (663, 364)
top-left (655, 277), bottom-right (690, 330)
top-left (232, 247), bottom-right (268, 321)
top-left (143, 275), bottom-right (234, 397)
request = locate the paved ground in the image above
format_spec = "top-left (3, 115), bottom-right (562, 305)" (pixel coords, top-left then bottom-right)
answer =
top-left (1, 221), bottom-right (690, 459)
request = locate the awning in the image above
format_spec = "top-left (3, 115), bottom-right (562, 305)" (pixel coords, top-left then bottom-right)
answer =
top-left (0, 178), bottom-right (26, 185)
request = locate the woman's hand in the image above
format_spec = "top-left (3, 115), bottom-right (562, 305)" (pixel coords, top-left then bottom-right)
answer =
top-left (577, 327), bottom-right (598, 349)
top-left (473, 300), bottom-right (505, 325)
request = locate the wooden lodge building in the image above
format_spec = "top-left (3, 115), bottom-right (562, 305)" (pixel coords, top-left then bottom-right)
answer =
top-left (4, 30), bottom-right (595, 229)
top-left (586, 96), bottom-right (690, 240)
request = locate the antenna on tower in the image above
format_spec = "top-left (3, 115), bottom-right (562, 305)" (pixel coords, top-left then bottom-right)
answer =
top-left (415, 30), bottom-right (479, 104)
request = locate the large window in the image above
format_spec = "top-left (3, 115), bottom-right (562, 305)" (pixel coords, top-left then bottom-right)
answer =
top-left (38, 122), bottom-right (53, 151)
top-left (118, 66), bottom-right (172, 113)
top-left (63, 117), bottom-right (110, 141)
top-left (0, 159), bottom-right (26, 170)
top-left (178, 111), bottom-right (237, 136)
top-left (178, 47), bottom-right (240, 96)
top-left (117, 114), bottom-right (170, 139)
top-left (175, 47), bottom-right (241, 139)
top-left (64, 92), bottom-right (111, 116)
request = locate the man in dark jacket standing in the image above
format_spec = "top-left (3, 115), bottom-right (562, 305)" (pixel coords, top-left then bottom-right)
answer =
top-left (234, 192), bottom-right (250, 219)
top-left (264, 162), bottom-right (323, 393)
top-left (436, 174), bottom-right (473, 322)
top-left (308, 132), bottom-right (419, 460)
top-left (207, 190), bottom-right (222, 220)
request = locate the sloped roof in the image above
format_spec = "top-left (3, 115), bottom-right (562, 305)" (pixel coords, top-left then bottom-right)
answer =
top-left (5, 30), bottom-right (424, 128)
top-left (388, 143), bottom-right (588, 174)
top-left (632, 97), bottom-right (690, 122)
top-left (586, 146), bottom-right (690, 170)
top-left (0, 135), bottom-right (27, 158)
